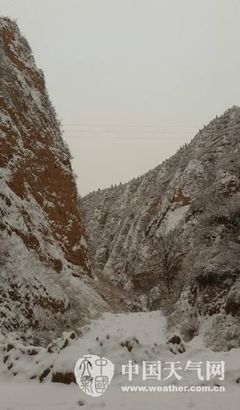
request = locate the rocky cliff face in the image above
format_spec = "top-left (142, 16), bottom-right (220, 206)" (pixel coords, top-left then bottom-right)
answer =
top-left (83, 107), bottom-right (240, 350)
top-left (0, 17), bottom-right (106, 337)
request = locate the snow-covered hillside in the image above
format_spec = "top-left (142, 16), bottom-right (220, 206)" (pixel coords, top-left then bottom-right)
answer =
top-left (0, 17), bottom-right (107, 337)
top-left (83, 107), bottom-right (240, 349)
top-left (0, 310), bottom-right (239, 410)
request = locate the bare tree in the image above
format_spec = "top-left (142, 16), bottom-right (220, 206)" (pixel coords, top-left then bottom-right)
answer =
top-left (154, 229), bottom-right (184, 295)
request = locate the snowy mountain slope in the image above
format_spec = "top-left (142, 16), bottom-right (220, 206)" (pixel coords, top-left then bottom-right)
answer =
top-left (0, 17), bottom-right (108, 337)
top-left (1, 310), bottom-right (240, 410)
top-left (82, 107), bottom-right (240, 349)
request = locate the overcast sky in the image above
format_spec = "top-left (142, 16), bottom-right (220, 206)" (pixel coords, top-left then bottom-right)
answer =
top-left (1, 0), bottom-right (240, 194)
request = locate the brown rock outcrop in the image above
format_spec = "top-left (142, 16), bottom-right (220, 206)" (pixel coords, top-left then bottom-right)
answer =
top-left (0, 18), bottom-right (106, 336)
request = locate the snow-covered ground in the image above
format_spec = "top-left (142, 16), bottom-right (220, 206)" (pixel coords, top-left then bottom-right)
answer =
top-left (1, 311), bottom-right (240, 409)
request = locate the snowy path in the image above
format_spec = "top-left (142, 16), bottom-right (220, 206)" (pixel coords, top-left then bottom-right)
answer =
top-left (1, 311), bottom-right (240, 410)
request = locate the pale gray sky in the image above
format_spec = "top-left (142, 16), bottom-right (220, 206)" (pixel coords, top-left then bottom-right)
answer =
top-left (1, 0), bottom-right (240, 194)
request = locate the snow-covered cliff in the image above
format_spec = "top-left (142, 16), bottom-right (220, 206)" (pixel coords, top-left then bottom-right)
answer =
top-left (83, 107), bottom-right (240, 350)
top-left (0, 17), bottom-right (107, 337)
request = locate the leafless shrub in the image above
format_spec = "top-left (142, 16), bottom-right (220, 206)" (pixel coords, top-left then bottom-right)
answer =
top-left (153, 229), bottom-right (185, 295)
